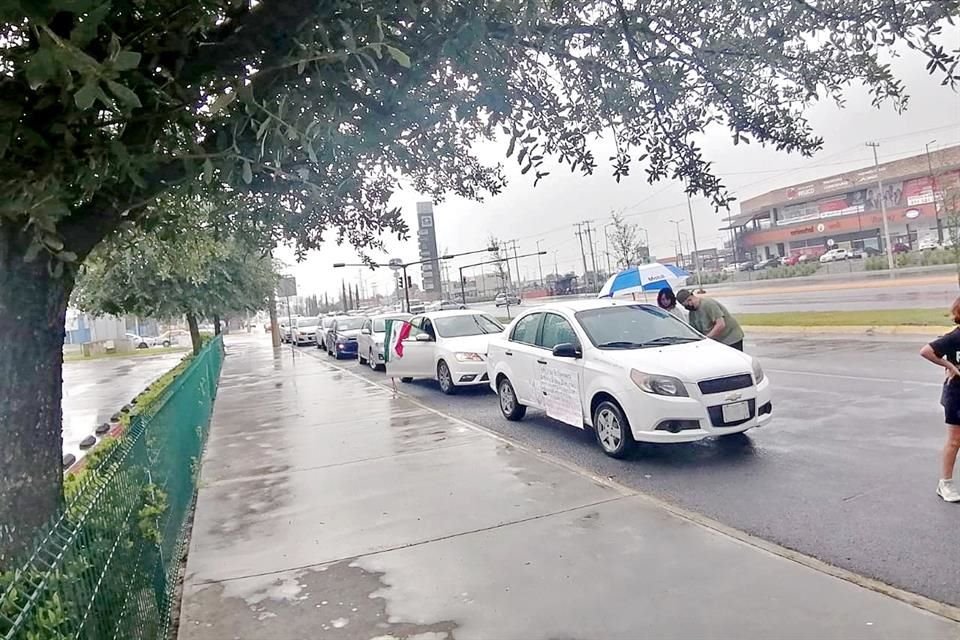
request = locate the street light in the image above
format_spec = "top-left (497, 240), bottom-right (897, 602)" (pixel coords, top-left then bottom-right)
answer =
top-left (333, 245), bottom-right (497, 313)
top-left (458, 250), bottom-right (547, 320)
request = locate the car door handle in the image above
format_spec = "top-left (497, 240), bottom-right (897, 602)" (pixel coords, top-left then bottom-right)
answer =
top-left (536, 359), bottom-right (547, 365)
top-left (505, 350), bottom-right (513, 356)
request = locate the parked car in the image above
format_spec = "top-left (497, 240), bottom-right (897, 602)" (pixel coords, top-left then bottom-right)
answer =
top-left (325, 316), bottom-right (365, 358)
top-left (892, 242), bottom-right (911, 254)
top-left (797, 253), bottom-right (814, 263)
top-left (386, 310), bottom-right (505, 394)
top-left (125, 333), bottom-right (149, 349)
top-left (358, 313), bottom-right (412, 370)
top-left (407, 300), bottom-right (426, 314)
top-left (720, 263), bottom-right (740, 274)
top-left (495, 292), bottom-right (522, 307)
top-left (919, 237), bottom-right (941, 251)
top-left (279, 316), bottom-right (301, 343)
top-left (755, 257), bottom-right (780, 270)
top-left (315, 316), bottom-right (339, 349)
top-left (156, 329), bottom-right (187, 347)
top-left (737, 261), bottom-right (757, 272)
top-left (819, 248), bottom-right (851, 263)
top-left (486, 300), bottom-right (771, 458)
top-left (291, 316), bottom-right (319, 346)
top-left (428, 299), bottom-right (467, 311)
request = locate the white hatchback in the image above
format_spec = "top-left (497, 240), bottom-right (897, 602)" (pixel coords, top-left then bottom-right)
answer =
top-left (386, 310), bottom-right (505, 394)
top-left (486, 300), bottom-right (772, 458)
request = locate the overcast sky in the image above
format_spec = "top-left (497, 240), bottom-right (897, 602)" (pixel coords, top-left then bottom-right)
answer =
top-left (280, 42), bottom-right (960, 302)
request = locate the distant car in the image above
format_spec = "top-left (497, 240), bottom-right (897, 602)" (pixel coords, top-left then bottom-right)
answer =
top-left (738, 261), bottom-right (757, 272)
top-left (279, 316), bottom-right (301, 343)
top-left (819, 248), bottom-right (851, 263)
top-left (358, 313), bottom-right (412, 370)
top-left (325, 316), bottom-right (365, 358)
top-left (156, 329), bottom-right (187, 347)
top-left (755, 257), bottom-right (780, 270)
top-left (432, 299), bottom-right (466, 311)
top-left (315, 316), bottom-right (339, 349)
top-left (892, 242), bottom-right (911, 254)
top-left (495, 292), bottom-right (522, 307)
top-left (291, 316), bottom-right (319, 346)
top-left (407, 300), bottom-right (426, 314)
top-left (386, 310), bottom-right (505, 394)
top-left (919, 238), bottom-right (941, 251)
top-left (721, 263), bottom-right (739, 274)
top-left (797, 253), bottom-right (814, 263)
top-left (126, 333), bottom-right (149, 349)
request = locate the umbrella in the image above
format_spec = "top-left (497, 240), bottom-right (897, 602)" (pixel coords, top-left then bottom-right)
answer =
top-left (598, 263), bottom-right (690, 299)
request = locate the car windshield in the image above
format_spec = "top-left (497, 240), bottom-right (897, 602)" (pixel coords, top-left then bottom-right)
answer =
top-left (337, 317), bottom-right (364, 331)
top-left (575, 305), bottom-right (703, 349)
top-left (434, 314), bottom-right (504, 338)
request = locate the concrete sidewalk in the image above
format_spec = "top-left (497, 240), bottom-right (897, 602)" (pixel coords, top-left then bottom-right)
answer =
top-left (179, 335), bottom-right (958, 640)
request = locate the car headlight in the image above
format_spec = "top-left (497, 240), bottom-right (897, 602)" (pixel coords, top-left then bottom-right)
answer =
top-left (454, 352), bottom-right (484, 362)
top-left (752, 359), bottom-right (765, 384)
top-left (630, 369), bottom-right (688, 397)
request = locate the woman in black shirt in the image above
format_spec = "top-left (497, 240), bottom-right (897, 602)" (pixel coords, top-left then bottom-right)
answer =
top-left (920, 297), bottom-right (960, 503)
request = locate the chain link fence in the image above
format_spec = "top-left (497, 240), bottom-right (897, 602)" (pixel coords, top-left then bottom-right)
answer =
top-left (0, 336), bottom-right (224, 640)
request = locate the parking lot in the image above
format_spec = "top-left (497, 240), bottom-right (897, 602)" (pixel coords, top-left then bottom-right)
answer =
top-left (296, 333), bottom-right (960, 607)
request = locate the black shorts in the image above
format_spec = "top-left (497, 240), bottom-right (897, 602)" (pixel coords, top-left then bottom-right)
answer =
top-left (942, 386), bottom-right (960, 425)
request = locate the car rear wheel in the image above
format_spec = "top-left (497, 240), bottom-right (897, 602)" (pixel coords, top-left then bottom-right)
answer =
top-left (498, 377), bottom-right (526, 421)
top-left (437, 360), bottom-right (457, 395)
top-left (400, 377), bottom-right (413, 383)
top-left (593, 400), bottom-right (635, 459)
top-left (368, 350), bottom-right (380, 371)
top-left (162, 340), bottom-right (171, 348)
top-left (358, 350), bottom-right (367, 364)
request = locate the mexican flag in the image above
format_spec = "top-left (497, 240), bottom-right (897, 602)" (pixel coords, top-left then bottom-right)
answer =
top-left (384, 319), bottom-right (412, 363)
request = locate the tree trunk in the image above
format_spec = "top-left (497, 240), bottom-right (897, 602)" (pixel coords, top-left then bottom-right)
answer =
top-left (186, 312), bottom-right (202, 355)
top-left (212, 313), bottom-right (222, 336)
top-left (0, 233), bottom-right (71, 563)
top-left (268, 289), bottom-right (280, 347)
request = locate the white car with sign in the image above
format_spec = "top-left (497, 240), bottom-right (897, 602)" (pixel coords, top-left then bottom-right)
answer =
top-left (358, 312), bottom-right (411, 370)
top-left (819, 248), bottom-right (851, 263)
top-left (485, 300), bottom-right (772, 458)
top-left (385, 310), bottom-right (505, 394)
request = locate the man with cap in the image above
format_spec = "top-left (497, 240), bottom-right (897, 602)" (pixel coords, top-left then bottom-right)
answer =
top-left (676, 289), bottom-right (745, 351)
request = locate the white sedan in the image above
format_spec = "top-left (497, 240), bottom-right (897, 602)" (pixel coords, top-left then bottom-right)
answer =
top-left (358, 312), bottom-right (411, 371)
top-left (486, 299), bottom-right (772, 458)
top-left (386, 310), bottom-right (505, 394)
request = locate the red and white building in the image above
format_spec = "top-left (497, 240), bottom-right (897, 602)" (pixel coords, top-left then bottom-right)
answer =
top-left (723, 145), bottom-right (960, 261)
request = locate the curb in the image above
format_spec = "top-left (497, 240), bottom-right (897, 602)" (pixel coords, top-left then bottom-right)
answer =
top-left (297, 345), bottom-right (960, 624)
top-left (744, 324), bottom-right (951, 336)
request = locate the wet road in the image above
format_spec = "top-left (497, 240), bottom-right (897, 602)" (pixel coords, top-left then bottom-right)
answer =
top-left (301, 335), bottom-right (960, 607)
top-left (62, 352), bottom-right (184, 460)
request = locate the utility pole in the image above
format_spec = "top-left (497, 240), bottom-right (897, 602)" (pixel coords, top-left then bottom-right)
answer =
top-left (669, 219), bottom-right (684, 269)
top-left (574, 223), bottom-right (591, 291)
top-left (685, 193), bottom-right (704, 290)
top-left (535, 240), bottom-right (545, 288)
top-left (867, 142), bottom-right (895, 271)
top-left (584, 222), bottom-right (600, 290)
top-left (603, 223), bottom-right (614, 273)
top-left (510, 240), bottom-right (521, 292)
top-left (926, 140), bottom-right (943, 244)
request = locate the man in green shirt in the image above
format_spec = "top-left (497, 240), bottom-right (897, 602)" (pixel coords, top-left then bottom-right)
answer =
top-left (676, 289), bottom-right (745, 351)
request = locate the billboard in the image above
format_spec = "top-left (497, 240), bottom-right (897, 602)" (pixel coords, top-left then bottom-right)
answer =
top-left (416, 202), bottom-right (440, 293)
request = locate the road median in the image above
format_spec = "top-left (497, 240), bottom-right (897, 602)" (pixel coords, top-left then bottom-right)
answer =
top-left (740, 308), bottom-right (952, 336)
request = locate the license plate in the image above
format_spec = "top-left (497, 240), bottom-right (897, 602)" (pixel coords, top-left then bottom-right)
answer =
top-left (721, 401), bottom-right (750, 423)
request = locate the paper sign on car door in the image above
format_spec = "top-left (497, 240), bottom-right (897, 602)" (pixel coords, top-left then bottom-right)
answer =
top-left (538, 362), bottom-right (583, 428)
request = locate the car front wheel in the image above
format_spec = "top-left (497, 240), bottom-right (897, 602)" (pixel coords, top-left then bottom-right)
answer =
top-left (593, 400), bottom-right (635, 459)
top-left (498, 377), bottom-right (526, 421)
top-left (437, 360), bottom-right (457, 395)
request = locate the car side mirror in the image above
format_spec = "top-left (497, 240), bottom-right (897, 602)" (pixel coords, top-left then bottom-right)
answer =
top-left (552, 343), bottom-right (581, 358)
top-left (415, 333), bottom-right (432, 342)
top-left (361, 328), bottom-right (371, 335)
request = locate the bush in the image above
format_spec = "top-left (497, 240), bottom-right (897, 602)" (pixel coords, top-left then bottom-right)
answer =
top-left (865, 256), bottom-right (888, 271)
top-left (689, 271), bottom-right (729, 286)
top-left (756, 263), bottom-right (820, 280)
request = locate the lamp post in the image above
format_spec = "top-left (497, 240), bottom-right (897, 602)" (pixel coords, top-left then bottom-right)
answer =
top-left (926, 140), bottom-right (943, 244)
top-left (459, 250), bottom-right (547, 320)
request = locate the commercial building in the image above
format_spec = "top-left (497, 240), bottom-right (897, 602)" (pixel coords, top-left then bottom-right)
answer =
top-left (724, 144), bottom-right (960, 261)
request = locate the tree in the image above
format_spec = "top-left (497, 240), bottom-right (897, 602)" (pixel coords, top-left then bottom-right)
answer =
top-left (2, 0), bottom-right (958, 559)
top-left (304, 294), bottom-right (319, 317)
top-left (488, 235), bottom-right (511, 292)
top-left (608, 212), bottom-right (649, 269)
top-left (73, 199), bottom-right (276, 355)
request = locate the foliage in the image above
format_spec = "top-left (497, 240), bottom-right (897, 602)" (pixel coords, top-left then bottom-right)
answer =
top-left (488, 235), bottom-right (511, 290)
top-left (690, 271), bottom-right (729, 286)
top-left (739, 308), bottom-right (951, 327)
top-left (755, 263), bottom-right (821, 280)
top-left (607, 212), bottom-right (648, 269)
top-left (866, 248), bottom-right (958, 270)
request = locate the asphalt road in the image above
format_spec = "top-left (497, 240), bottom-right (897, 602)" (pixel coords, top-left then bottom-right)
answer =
top-left (62, 351), bottom-right (185, 460)
top-left (300, 334), bottom-right (960, 608)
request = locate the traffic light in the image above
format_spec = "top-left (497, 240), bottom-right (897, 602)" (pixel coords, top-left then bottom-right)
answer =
top-left (397, 276), bottom-right (405, 289)
top-left (406, 275), bottom-right (413, 289)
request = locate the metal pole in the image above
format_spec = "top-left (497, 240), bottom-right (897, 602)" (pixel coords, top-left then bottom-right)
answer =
top-left (575, 223), bottom-right (590, 291)
top-left (402, 265), bottom-right (411, 312)
top-left (285, 295), bottom-right (294, 353)
top-left (867, 142), bottom-right (895, 271)
top-left (536, 240), bottom-right (545, 288)
top-left (511, 240), bottom-right (521, 294)
top-left (927, 141), bottom-right (943, 244)
top-left (459, 265), bottom-right (466, 304)
top-left (685, 195), bottom-right (703, 290)
top-left (670, 220), bottom-right (684, 268)
top-left (603, 225), bottom-right (613, 273)
top-left (585, 222), bottom-right (600, 290)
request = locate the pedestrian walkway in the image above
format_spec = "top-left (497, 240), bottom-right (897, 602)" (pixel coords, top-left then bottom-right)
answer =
top-left (178, 335), bottom-right (958, 640)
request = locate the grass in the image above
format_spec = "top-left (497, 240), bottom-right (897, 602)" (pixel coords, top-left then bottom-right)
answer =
top-left (64, 346), bottom-right (188, 362)
top-left (738, 308), bottom-right (952, 327)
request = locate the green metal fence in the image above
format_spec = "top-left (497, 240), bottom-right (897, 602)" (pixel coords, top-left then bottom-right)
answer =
top-left (0, 336), bottom-right (225, 640)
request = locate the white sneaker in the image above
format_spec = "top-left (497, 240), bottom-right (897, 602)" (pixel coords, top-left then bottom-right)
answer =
top-left (937, 479), bottom-right (960, 503)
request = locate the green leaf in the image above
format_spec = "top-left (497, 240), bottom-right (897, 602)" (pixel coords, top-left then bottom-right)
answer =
top-left (202, 158), bottom-right (214, 184)
top-left (42, 234), bottom-right (64, 251)
top-left (384, 45), bottom-right (411, 68)
top-left (58, 251), bottom-right (78, 262)
top-left (71, 3), bottom-right (111, 47)
top-left (241, 160), bottom-right (253, 185)
top-left (105, 80), bottom-right (141, 108)
top-left (112, 50), bottom-right (141, 71)
top-left (74, 81), bottom-right (99, 110)
top-left (25, 48), bottom-right (57, 90)
top-left (209, 91), bottom-right (236, 114)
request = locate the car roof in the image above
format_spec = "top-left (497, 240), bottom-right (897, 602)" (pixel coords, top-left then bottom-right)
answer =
top-left (516, 298), bottom-right (660, 314)
top-left (369, 312), bottom-right (411, 320)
